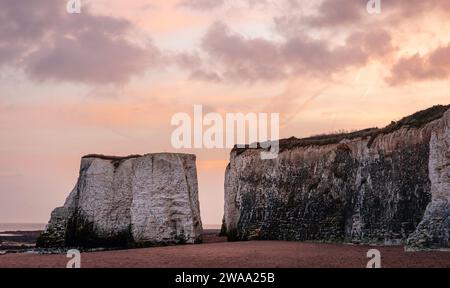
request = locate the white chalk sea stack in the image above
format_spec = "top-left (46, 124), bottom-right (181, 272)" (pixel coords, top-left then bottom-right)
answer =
top-left (37, 153), bottom-right (203, 248)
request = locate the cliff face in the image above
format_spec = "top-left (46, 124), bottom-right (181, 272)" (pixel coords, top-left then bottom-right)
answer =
top-left (223, 105), bottom-right (450, 249)
top-left (407, 108), bottom-right (450, 249)
top-left (37, 153), bottom-right (202, 248)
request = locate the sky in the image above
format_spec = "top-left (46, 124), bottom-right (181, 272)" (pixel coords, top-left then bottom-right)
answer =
top-left (0, 0), bottom-right (449, 225)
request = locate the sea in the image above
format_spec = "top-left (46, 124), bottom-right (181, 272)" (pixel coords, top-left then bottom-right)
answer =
top-left (0, 223), bottom-right (46, 232)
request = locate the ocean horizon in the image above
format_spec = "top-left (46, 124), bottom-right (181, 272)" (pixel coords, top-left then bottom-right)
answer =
top-left (0, 223), bottom-right (47, 232)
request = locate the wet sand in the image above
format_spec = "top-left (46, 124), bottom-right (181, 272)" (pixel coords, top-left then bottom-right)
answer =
top-left (0, 230), bottom-right (449, 268)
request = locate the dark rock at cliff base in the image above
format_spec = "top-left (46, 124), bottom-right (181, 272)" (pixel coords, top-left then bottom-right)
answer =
top-left (223, 105), bottom-right (450, 249)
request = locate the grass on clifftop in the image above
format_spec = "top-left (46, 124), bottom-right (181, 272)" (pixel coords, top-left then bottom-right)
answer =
top-left (82, 154), bottom-right (143, 161)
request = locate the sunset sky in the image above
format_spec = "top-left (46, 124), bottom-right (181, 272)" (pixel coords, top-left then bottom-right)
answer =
top-left (0, 0), bottom-right (449, 225)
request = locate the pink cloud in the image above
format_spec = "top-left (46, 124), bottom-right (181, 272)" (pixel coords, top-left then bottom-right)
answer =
top-left (178, 0), bottom-right (225, 10)
top-left (192, 22), bottom-right (384, 82)
top-left (0, 0), bottom-right (160, 84)
top-left (201, 22), bottom-right (285, 82)
top-left (306, 0), bottom-right (366, 27)
top-left (388, 44), bottom-right (450, 85)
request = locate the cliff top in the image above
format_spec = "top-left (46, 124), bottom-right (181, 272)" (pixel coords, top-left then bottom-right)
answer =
top-left (233, 104), bottom-right (450, 153)
top-left (82, 154), bottom-right (143, 161)
top-left (81, 153), bottom-right (196, 169)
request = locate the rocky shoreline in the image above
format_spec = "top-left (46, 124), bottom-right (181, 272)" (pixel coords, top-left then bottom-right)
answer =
top-left (1, 230), bottom-right (223, 255)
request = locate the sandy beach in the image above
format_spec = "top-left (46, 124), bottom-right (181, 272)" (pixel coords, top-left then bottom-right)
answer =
top-left (1, 230), bottom-right (449, 268)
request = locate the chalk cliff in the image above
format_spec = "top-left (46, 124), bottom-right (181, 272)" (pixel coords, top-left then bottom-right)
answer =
top-left (37, 153), bottom-right (202, 248)
top-left (223, 105), bottom-right (450, 249)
